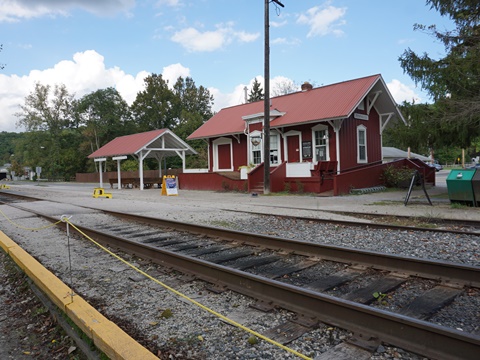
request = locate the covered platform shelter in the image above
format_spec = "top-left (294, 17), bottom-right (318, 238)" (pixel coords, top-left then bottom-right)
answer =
top-left (88, 129), bottom-right (197, 190)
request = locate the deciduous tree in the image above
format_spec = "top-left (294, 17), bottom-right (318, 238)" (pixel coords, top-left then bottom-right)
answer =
top-left (76, 87), bottom-right (133, 153)
top-left (16, 83), bottom-right (75, 135)
top-left (131, 74), bottom-right (176, 131)
top-left (15, 83), bottom-right (75, 179)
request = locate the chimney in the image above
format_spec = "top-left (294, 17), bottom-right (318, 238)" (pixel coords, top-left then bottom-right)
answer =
top-left (301, 82), bottom-right (313, 92)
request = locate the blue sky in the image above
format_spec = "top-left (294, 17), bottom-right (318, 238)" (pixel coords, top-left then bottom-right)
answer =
top-left (1, 0), bottom-right (453, 132)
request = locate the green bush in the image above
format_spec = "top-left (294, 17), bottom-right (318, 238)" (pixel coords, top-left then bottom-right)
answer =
top-left (381, 165), bottom-right (414, 188)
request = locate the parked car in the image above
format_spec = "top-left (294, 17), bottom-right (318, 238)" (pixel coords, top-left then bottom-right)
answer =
top-left (425, 161), bottom-right (443, 172)
top-left (468, 163), bottom-right (480, 169)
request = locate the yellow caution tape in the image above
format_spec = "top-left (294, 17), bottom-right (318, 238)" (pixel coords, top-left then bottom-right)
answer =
top-left (65, 219), bottom-right (312, 360)
top-left (0, 204), bottom-right (312, 359)
top-left (0, 208), bottom-right (62, 231)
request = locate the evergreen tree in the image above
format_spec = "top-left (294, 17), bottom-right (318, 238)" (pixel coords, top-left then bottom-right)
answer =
top-left (398, 0), bottom-right (480, 147)
top-left (248, 78), bottom-right (264, 102)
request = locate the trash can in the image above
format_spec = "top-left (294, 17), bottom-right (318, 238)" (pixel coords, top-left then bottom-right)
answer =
top-left (446, 169), bottom-right (476, 206)
top-left (472, 170), bottom-right (480, 206)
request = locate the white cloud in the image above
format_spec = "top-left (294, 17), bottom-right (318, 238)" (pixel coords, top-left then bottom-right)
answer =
top-left (0, 50), bottom-right (150, 132)
top-left (297, 2), bottom-right (347, 38)
top-left (271, 37), bottom-right (301, 46)
top-left (0, 54), bottom-right (421, 135)
top-left (387, 79), bottom-right (422, 104)
top-left (398, 38), bottom-right (414, 45)
top-left (171, 23), bottom-right (259, 52)
top-left (209, 75), bottom-right (300, 112)
top-left (0, 0), bottom-right (135, 22)
top-left (156, 0), bottom-right (181, 7)
top-left (0, 51), bottom-right (196, 132)
top-left (162, 63), bottom-right (191, 86)
top-left (271, 20), bottom-right (288, 28)
top-left (171, 27), bottom-right (226, 52)
top-left (235, 31), bottom-right (260, 43)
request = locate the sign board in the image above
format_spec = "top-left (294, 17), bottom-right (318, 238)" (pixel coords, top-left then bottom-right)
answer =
top-left (302, 141), bottom-right (312, 159)
top-left (354, 113), bottom-right (369, 120)
top-left (161, 175), bottom-right (178, 196)
top-left (36, 167), bottom-right (42, 175)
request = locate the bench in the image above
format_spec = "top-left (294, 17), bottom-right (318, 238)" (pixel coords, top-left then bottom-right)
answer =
top-left (310, 161), bottom-right (337, 184)
top-left (109, 177), bottom-right (161, 189)
top-left (109, 178), bottom-right (139, 189)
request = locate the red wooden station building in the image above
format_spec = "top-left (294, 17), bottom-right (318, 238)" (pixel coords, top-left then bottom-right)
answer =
top-left (179, 74), bottom-right (435, 195)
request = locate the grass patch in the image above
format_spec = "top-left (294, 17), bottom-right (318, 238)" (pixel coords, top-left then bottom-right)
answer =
top-left (369, 200), bottom-right (402, 206)
top-left (450, 202), bottom-right (470, 209)
top-left (209, 220), bottom-right (236, 228)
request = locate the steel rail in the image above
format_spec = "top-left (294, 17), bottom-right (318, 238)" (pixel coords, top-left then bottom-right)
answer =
top-left (217, 206), bottom-right (480, 235)
top-left (2, 196), bottom-right (479, 287)
top-left (2, 201), bottom-right (480, 359)
top-left (19, 207), bottom-right (480, 360)
top-left (105, 210), bottom-right (480, 288)
top-left (3, 196), bottom-right (479, 288)
top-left (3, 190), bottom-right (480, 234)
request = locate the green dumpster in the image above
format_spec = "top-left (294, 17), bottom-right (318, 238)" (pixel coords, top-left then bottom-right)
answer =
top-left (472, 170), bottom-right (480, 206)
top-left (446, 169), bottom-right (476, 206)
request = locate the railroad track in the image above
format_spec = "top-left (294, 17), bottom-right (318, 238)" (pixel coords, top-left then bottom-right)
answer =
top-left (2, 190), bottom-right (480, 235)
top-left (1, 193), bottom-right (479, 359)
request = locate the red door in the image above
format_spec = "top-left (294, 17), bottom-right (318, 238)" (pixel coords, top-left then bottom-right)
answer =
top-left (217, 144), bottom-right (231, 169)
top-left (287, 136), bottom-right (300, 162)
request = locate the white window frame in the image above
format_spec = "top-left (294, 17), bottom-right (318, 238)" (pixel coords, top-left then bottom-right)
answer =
top-left (248, 130), bottom-right (263, 165)
top-left (247, 130), bottom-right (282, 166)
top-left (312, 124), bottom-right (330, 163)
top-left (357, 125), bottom-right (367, 163)
top-left (269, 131), bottom-right (281, 166)
top-left (212, 137), bottom-right (233, 171)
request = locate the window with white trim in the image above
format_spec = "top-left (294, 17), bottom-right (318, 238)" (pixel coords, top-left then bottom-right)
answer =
top-left (249, 131), bottom-right (263, 165)
top-left (270, 134), bottom-right (279, 165)
top-left (252, 141), bottom-right (262, 165)
top-left (312, 124), bottom-right (329, 162)
top-left (357, 125), bottom-right (367, 163)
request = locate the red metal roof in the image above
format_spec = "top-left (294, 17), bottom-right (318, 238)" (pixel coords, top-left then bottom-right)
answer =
top-left (88, 129), bottom-right (167, 158)
top-left (188, 74), bottom-right (384, 140)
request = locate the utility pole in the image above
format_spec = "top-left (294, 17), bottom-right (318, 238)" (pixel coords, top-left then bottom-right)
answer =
top-left (264, 0), bottom-right (284, 195)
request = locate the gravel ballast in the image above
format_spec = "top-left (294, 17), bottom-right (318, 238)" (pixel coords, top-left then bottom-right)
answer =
top-left (1, 184), bottom-right (479, 359)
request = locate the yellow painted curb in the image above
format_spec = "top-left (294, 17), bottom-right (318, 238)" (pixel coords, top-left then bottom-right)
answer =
top-left (9, 244), bottom-right (73, 311)
top-left (0, 231), bottom-right (17, 252)
top-left (0, 231), bottom-right (158, 360)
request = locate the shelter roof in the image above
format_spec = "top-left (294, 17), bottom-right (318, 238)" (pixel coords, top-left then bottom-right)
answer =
top-left (383, 147), bottom-right (430, 161)
top-left (188, 74), bottom-right (405, 140)
top-left (88, 129), bottom-right (197, 159)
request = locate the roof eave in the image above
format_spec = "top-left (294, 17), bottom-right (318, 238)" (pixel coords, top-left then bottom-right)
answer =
top-left (188, 130), bottom-right (245, 141)
top-left (272, 116), bottom-right (347, 129)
